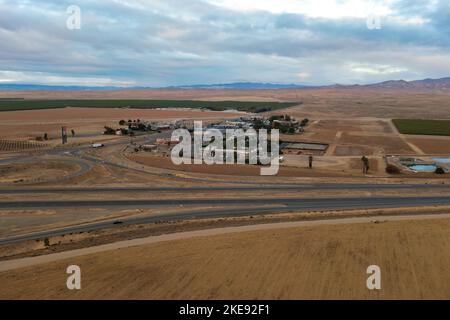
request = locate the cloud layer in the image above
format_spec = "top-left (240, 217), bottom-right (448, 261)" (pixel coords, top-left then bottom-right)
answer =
top-left (0, 0), bottom-right (449, 86)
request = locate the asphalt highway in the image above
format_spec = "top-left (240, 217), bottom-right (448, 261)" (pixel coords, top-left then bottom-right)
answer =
top-left (2, 196), bottom-right (450, 210)
top-left (1, 196), bottom-right (450, 245)
top-left (1, 183), bottom-right (450, 194)
top-left (2, 131), bottom-right (450, 246)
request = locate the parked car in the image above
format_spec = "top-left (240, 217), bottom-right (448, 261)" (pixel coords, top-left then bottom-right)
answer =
top-left (92, 143), bottom-right (105, 148)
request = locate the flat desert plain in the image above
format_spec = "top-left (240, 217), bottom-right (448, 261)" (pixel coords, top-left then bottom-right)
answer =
top-left (0, 107), bottom-right (242, 139)
top-left (1, 88), bottom-right (450, 184)
top-left (1, 217), bottom-right (449, 300)
top-left (3, 88), bottom-right (450, 119)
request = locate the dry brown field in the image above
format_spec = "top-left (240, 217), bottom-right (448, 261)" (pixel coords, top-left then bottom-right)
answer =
top-left (406, 137), bottom-right (450, 154)
top-left (0, 161), bottom-right (80, 184)
top-left (127, 153), bottom-right (369, 177)
top-left (310, 119), bottom-right (393, 133)
top-left (1, 217), bottom-right (449, 300)
top-left (0, 107), bottom-right (242, 140)
top-left (334, 145), bottom-right (374, 156)
top-left (0, 107), bottom-right (243, 122)
top-left (2, 89), bottom-right (450, 119)
top-left (339, 132), bottom-right (415, 154)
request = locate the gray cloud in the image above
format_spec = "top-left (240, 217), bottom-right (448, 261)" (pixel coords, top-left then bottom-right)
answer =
top-left (0, 0), bottom-right (449, 86)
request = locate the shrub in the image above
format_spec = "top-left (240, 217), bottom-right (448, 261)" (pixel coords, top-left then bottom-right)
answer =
top-left (269, 115), bottom-right (283, 121)
top-left (385, 164), bottom-right (401, 174)
top-left (435, 167), bottom-right (446, 174)
top-left (300, 118), bottom-right (310, 127)
top-left (279, 125), bottom-right (290, 134)
top-left (103, 126), bottom-right (115, 135)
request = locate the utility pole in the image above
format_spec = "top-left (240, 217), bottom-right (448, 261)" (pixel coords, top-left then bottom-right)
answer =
top-left (61, 126), bottom-right (68, 144)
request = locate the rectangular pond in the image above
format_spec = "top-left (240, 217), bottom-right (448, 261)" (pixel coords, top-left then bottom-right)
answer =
top-left (408, 164), bottom-right (438, 172)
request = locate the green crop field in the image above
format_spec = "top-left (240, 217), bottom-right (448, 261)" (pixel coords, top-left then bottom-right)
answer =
top-left (0, 100), bottom-right (298, 113)
top-left (393, 119), bottom-right (450, 136)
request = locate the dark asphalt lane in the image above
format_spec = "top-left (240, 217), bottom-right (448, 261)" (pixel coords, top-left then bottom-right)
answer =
top-left (1, 196), bottom-right (450, 210)
top-left (1, 183), bottom-right (450, 194)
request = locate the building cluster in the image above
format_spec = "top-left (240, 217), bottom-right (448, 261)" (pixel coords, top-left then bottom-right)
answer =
top-left (105, 119), bottom-right (195, 136)
top-left (135, 115), bottom-right (311, 162)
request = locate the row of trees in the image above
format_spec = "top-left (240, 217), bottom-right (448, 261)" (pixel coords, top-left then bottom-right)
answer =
top-left (119, 119), bottom-right (148, 131)
top-left (119, 119), bottom-right (143, 125)
top-left (104, 126), bottom-right (134, 136)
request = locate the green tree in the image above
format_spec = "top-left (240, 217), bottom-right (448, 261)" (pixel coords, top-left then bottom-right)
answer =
top-left (435, 167), bottom-right (446, 174)
top-left (103, 126), bottom-right (115, 135)
top-left (386, 164), bottom-right (400, 174)
top-left (361, 156), bottom-right (370, 174)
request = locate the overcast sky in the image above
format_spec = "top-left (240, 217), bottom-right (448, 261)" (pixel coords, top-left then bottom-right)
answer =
top-left (0, 0), bottom-right (449, 87)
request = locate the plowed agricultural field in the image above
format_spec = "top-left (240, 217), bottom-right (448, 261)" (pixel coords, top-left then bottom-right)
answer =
top-left (0, 139), bottom-right (48, 152)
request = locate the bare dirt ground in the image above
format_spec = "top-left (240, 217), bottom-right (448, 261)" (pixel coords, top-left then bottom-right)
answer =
top-left (2, 88), bottom-right (450, 119)
top-left (339, 132), bottom-right (415, 155)
top-left (0, 107), bottom-right (243, 122)
top-left (0, 160), bottom-right (81, 184)
top-left (127, 153), bottom-right (364, 177)
top-left (406, 137), bottom-right (450, 154)
top-left (1, 215), bottom-right (449, 299)
top-left (272, 89), bottom-right (450, 120)
top-left (2, 205), bottom-right (450, 261)
top-left (0, 107), bottom-right (242, 140)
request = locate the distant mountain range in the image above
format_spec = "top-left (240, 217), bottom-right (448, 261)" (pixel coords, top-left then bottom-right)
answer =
top-left (1, 78), bottom-right (450, 91)
top-left (0, 84), bottom-right (124, 91)
top-left (168, 82), bottom-right (310, 89)
top-left (330, 77), bottom-right (450, 91)
top-left (0, 82), bottom-right (309, 91)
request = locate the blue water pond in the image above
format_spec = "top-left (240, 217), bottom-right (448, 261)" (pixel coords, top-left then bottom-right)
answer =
top-left (408, 164), bottom-right (438, 172)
